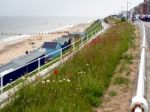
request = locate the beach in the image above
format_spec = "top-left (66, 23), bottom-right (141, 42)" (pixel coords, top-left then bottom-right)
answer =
top-left (0, 22), bottom-right (90, 65)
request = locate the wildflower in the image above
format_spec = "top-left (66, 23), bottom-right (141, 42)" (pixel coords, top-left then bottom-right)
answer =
top-left (22, 77), bottom-right (26, 80)
top-left (42, 81), bottom-right (45, 84)
top-left (80, 71), bottom-right (83, 74)
top-left (59, 80), bottom-right (63, 83)
top-left (63, 78), bottom-right (66, 81)
top-left (53, 69), bottom-right (59, 75)
top-left (52, 80), bottom-right (55, 82)
top-left (67, 79), bottom-right (71, 82)
top-left (86, 64), bottom-right (89, 66)
top-left (46, 80), bottom-right (50, 83)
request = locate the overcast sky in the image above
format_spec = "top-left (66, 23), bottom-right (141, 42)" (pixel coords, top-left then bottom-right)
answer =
top-left (0, 0), bottom-right (143, 17)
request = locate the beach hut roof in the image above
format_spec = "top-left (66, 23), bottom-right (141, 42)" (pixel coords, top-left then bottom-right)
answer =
top-left (68, 34), bottom-right (74, 39)
top-left (54, 40), bottom-right (66, 45)
top-left (62, 35), bottom-right (69, 38)
top-left (72, 32), bottom-right (86, 36)
top-left (0, 50), bottom-right (45, 75)
top-left (12, 50), bottom-right (45, 66)
top-left (62, 34), bottom-right (74, 40)
top-left (0, 62), bottom-right (19, 75)
top-left (42, 42), bottom-right (60, 49)
top-left (56, 38), bottom-right (70, 43)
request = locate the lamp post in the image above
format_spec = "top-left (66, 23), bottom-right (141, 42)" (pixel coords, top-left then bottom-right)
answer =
top-left (127, 1), bottom-right (129, 20)
top-left (127, 1), bottom-right (131, 21)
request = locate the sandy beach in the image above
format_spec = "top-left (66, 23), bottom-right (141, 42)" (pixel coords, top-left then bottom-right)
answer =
top-left (0, 22), bottom-right (90, 65)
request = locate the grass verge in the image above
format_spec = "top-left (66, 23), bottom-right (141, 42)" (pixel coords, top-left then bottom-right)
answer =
top-left (0, 21), bottom-right (135, 112)
top-left (96, 20), bottom-right (140, 112)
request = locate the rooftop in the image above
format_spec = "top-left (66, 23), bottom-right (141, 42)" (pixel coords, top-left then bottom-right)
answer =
top-left (42, 42), bottom-right (59, 49)
top-left (0, 50), bottom-right (45, 75)
top-left (56, 38), bottom-right (70, 43)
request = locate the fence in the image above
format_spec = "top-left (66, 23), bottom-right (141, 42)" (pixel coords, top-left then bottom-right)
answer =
top-left (130, 20), bottom-right (148, 112)
top-left (0, 23), bottom-right (104, 100)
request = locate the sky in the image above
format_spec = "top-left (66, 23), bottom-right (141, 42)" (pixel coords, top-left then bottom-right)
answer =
top-left (0, 0), bottom-right (143, 18)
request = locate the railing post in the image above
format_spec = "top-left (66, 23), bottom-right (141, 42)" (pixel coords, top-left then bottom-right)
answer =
top-left (86, 35), bottom-right (89, 41)
top-left (93, 31), bottom-right (95, 36)
top-left (60, 49), bottom-right (63, 64)
top-left (81, 36), bottom-right (84, 48)
top-left (1, 74), bottom-right (3, 99)
top-left (73, 35), bottom-right (75, 51)
top-left (38, 58), bottom-right (41, 74)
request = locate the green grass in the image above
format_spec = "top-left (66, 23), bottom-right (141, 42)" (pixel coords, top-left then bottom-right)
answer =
top-left (85, 20), bottom-right (102, 37)
top-left (109, 17), bottom-right (121, 24)
top-left (121, 53), bottom-right (133, 64)
top-left (114, 76), bottom-right (129, 85)
top-left (0, 21), bottom-right (135, 112)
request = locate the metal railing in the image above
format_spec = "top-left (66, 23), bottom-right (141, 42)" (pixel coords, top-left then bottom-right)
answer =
top-left (0, 22), bottom-right (108, 105)
top-left (130, 20), bottom-right (148, 112)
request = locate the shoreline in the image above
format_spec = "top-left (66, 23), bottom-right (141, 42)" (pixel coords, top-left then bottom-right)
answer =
top-left (0, 20), bottom-right (93, 48)
top-left (0, 21), bottom-right (92, 65)
top-left (0, 24), bottom-right (73, 47)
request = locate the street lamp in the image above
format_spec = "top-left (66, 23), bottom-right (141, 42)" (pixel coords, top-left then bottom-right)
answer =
top-left (127, 1), bottom-right (131, 20)
top-left (127, 1), bottom-right (129, 20)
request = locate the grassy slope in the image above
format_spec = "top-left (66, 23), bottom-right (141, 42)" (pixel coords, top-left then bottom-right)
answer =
top-left (85, 21), bottom-right (102, 37)
top-left (0, 21), bottom-right (135, 112)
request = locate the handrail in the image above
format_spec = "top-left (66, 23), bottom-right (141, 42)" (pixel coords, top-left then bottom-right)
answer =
top-left (0, 22), bottom-right (103, 92)
top-left (130, 20), bottom-right (148, 112)
top-left (0, 22), bottom-right (108, 106)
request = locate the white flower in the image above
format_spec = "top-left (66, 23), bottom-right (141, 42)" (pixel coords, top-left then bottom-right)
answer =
top-left (46, 80), bottom-right (50, 83)
top-left (22, 77), bottom-right (26, 80)
top-left (80, 71), bottom-right (83, 74)
top-left (59, 80), bottom-right (63, 82)
top-left (42, 81), bottom-right (45, 84)
top-left (86, 64), bottom-right (89, 66)
top-left (52, 80), bottom-right (55, 82)
top-left (63, 78), bottom-right (66, 81)
top-left (67, 79), bottom-right (71, 82)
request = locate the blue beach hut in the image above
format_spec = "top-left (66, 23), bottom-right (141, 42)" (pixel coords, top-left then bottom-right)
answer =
top-left (0, 50), bottom-right (45, 86)
top-left (42, 42), bottom-right (62, 58)
top-left (54, 39), bottom-right (67, 49)
top-left (55, 38), bottom-right (71, 50)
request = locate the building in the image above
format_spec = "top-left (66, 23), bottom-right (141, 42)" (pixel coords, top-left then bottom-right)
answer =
top-left (71, 32), bottom-right (86, 38)
top-left (54, 39), bottom-right (67, 49)
top-left (147, 0), bottom-right (150, 14)
top-left (134, 0), bottom-right (150, 15)
top-left (0, 50), bottom-right (45, 86)
top-left (54, 37), bottom-right (71, 50)
top-left (62, 32), bottom-right (85, 39)
top-left (141, 1), bottom-right (148, 14)
top-left (42, 42), bottom-right (62, 58)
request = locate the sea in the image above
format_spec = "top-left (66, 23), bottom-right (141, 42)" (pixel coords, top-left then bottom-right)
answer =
top-left (0, 16), bottom-right (98, 42)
